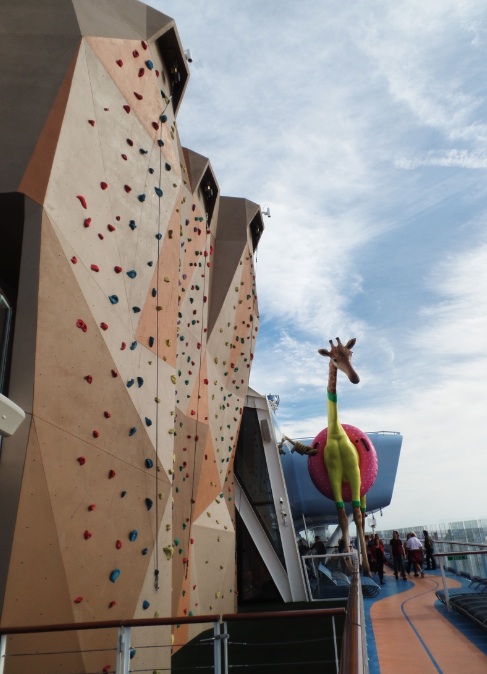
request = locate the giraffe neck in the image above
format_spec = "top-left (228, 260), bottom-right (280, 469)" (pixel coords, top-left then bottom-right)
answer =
top-left (327, 361), bottom-right (339, 431)
top-left (328, 361), bottom-right (338, 396)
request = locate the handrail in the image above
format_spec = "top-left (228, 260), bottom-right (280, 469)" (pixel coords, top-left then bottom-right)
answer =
top-left (222, 607), bottom-right (345, 621)
top-left (0, 613), bottom-right (220, 635)
top-left (339, 560), bottom-right (368, 674)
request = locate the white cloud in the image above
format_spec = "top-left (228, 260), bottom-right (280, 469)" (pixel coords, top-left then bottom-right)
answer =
top-left (148, 0), bottom-right (487, 528)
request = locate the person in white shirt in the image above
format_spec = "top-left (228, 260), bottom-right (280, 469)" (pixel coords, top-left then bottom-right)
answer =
top-left (405, 532), bottom-right (424, 578)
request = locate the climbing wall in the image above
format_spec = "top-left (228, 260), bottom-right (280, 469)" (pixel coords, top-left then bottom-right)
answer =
top-left (0, 11), bottom-right (261, 674)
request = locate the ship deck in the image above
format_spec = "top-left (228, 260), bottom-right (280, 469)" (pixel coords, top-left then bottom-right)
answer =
top-left (367, 567), bottom-right (487, 673)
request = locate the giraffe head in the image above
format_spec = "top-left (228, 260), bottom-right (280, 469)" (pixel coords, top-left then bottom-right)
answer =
top-left (318, 337), bottom-right (360, 384)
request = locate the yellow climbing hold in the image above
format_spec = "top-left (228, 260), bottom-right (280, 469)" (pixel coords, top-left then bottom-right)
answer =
top-left (163, 545), bottom-right (174, 560)
top-left (166, 339), bottom-right (172, 346)
top-left (155, 396), bottom-right (160, 403)
top-left (171, 375), bottom-right (177, 384)
top-left (164, 277), bottom-right (170, 283)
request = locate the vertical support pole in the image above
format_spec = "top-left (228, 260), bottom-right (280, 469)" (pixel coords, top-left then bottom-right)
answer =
top-left (116, 625), bottom-right (132, 674)
top-left (439, 557), bottom-right (451, 613)
top-left (222, 621), bottom-right (229, 674)
top-left (213, 620), bottom-right (221, 674)
top-left (332, 615), bottom-right (339, 674)
top-left (0, 633), bottom-right (6, 674)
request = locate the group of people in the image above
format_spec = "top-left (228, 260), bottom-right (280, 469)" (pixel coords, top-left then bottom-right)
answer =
top-left (366, 529), bottom-right (436, 583)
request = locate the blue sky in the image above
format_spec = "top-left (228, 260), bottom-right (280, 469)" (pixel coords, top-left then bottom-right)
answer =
top-left (149, 0), bottom-right (487, 531)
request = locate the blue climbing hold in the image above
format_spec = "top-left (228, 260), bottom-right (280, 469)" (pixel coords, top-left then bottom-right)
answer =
top-left (130, 649), bottom-right (136, 659)
top-left (137, 376), bottom-right (144, 388)
top-left (145, 458), bottom-right (153, 469)
top-left (110, 569), bottom-right (121, 583)
top-left (121, 491), bottom-right (127, 497)
top-left (157, 139), bottom-right (164, 147)
top-left (129, 426), bottom-right (137, 436)
top-left (132, 306), bottom-right (141, 313)
top-left (148, 168), bottom-right (154, 174)
top-left (142, 600), bottom-right (150, 610)
top-left (145, 60), bottom-right (154, 70)
top-left (130, 341), bottom-right (137, 350)
top-left (127, 270), bottom-right (137, 279)
top-left (145, 417), bottom-right (152, 427)
top-left (138, 194), bottom-right (146, 202)
top-left (152, 288), bottom-right (157, 297)
top-left (142, 547), bottom-right (148, 555)
top-left (139, 148), bottom-right (148, 155)
top-left (155, 233), bottom-right (162, 240)
top-left (127, 379), bottom-right (134, 388)
top-left (165, 162), bottom-right (171, 171)
top-left (160, 114), bottom-right (167, 123)
top-left (129, 220), bottom-right (137, 230)
top-left (145, 498), bottom-right (153, 511)
top-left (147, 261), bottom-right (153, 266)
top-left (109, 295), bottom-right (119, 304)
top-left (149, 336), bottom-right (154, 347)
top-left (129, 530), bottom-right (138, 541)
top-left (154, 187), bottom-right (163, 198)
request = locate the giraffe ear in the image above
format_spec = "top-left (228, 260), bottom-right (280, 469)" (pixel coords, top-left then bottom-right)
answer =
top-left (318, 348), bottom-right (330, 357)
top-left (345, 338), bottom-right (356, 349)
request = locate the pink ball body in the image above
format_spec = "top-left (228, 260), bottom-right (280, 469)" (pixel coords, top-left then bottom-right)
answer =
top-left (308, 424), bottom-right (378, 502)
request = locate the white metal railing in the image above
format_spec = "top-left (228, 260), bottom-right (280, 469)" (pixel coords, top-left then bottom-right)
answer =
top-left (434, 544), bottom-right (487, 613)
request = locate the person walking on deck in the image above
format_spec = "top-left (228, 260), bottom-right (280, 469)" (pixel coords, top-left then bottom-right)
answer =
top-left (423, 530), bottom-right (436, 570)
top-left (405, 531), bottom-right (424, 578)
top-left (390, 530), bottom-right (407, 580)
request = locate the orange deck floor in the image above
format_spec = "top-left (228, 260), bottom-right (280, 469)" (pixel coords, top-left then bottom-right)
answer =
top-left (368, 569), bottom-right (487, 673)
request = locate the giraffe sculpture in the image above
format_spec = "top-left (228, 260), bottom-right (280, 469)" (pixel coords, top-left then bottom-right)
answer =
top-left (283, 337), bottom-right (376, 576)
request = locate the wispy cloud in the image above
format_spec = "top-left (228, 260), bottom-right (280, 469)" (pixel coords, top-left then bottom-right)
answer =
top-left (149, 0), bottom-right (487, 529)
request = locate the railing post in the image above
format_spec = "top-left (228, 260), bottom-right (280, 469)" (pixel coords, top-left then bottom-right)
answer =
top-left (438, 556), bottom-right (451, 613)
top-left (116, 625), bottom-right (132, 674)
top-left (0, 633), bottom-right (6, 674)
top-left (222, 621), bottom-right (229, 674)
top-left (213, 619), bottom-right (221, 674)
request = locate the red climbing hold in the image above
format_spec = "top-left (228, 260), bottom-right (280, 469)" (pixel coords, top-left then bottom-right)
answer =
top-left (126, 138), bottom-right (134, 146)
top-left (121, 154), bottom-right (127, 161)
top-left (103, 666), bottom-right (111, 674)
top-left (111, 369), bottom-right (118, 377)
top-left (73, 596), bottom-right (83, 604)
top-left (104, 411), bottom-right (111, 418)
top-left (108, 469), bottom-right (116, 479)
top-left (100, 181), bottom-right (108, 190)
top-left (98, 233), bottom-right (104, 240)
top-left (78, 456), bottom-right (86, 465)
top-left (152, 121), bottom-right (159, 130)
top-left (123, 104), bottom-right (131, 113)
top-left (93, 430), bottom-right (100, 438)
top-left (90, 264), bottom-right (99, 272)
top-left (85, 375), bottom-right (93, 383)
top-left (120, 342), bottom-right (126, 350)
top-left (100, 322), bottom-right (109, 331)
top-left (76, 195), bottom-right (87, 209)
top-left (84, 218), bottom-right (91, 228)
top-left (138, 68), bottom-right (145, 77)
top-left (84, 530), bottom-right (92, 540)
top-left (132, 49), bottom-right (139, 58)
top-left (88, 504), bottom-right (96, 511)
top-left (141, 41), bottom-right (148, 50)
top-left (134, 92), bottom-right (143, 100)
top-left (76, 319), bottom-right (88, 332)
top-left (116, 540), bottom-right (122, 549)
top-left (114, 266), bottom-right (122, 273)
top-left (124, 185), bottom-right (132, 193)
top-left (107, 224), bottom-right (115, 232)
top-left (155, 70), bottom-right (160, 77)
top-left (109, 601), bottom-right (116, 608)
top-left (204, 378), bottom-right (209, 385)
top-left (71, 256), bottom-right (77, 264)
top-left (88, 119), bottom-right (95, 126)
top-left (116, 59), bottom-right (123, 67)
